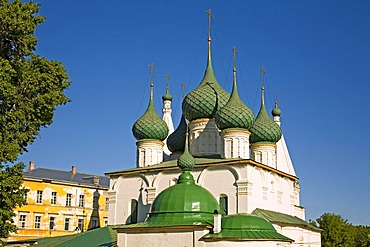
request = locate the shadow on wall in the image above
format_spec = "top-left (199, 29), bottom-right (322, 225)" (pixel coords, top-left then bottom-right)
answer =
top-left (87, 189), bottom-right (101, 230)
top-left (125, 188), bottom-right (151, 224)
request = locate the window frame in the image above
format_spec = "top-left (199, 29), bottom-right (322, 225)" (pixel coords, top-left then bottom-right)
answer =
top-left (51, 192), bottom-right (57, 205)
top-left (19, 214), bottom-right (27, 229)
top-left (34, 215), bottom-right (41, 229)
top-left (66, 193), bottom-right (72, 207)
top-left (64, 218), bottom-right (70, 231)
top-left (36, 190), bottom-right (43, 204)
top-left (78, 194), bottom-right (85, 207)
top-left (49, 216), bottom-right (55, 230)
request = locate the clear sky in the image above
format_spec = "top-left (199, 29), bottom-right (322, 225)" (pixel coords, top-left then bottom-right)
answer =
top-left (18, 1), bottom-right (370, 225)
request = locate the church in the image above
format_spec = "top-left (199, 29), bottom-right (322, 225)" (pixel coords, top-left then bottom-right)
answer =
top-left (105, 10), bottom-right (322, 247)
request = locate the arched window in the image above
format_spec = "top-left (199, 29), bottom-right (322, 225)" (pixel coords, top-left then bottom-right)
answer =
top-left (219, 194), bottom-right (228, 216)
top-left (130, 199), bottom-right (138, 223)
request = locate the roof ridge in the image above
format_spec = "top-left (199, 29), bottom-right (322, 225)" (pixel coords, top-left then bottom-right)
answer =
top-left (25, 167), bottom-right (107, 177)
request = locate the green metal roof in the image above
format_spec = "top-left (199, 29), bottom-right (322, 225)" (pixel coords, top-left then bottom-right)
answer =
top-left (250, 103), bottom-right (282, 144)
top-left (215, 76), bottom-right (254, 130)
top-left (132, 97), bottom-right (169, 141)
top-left (202, 214), bottom-right (292, 242)
top-left (167, 114), bottom-right (187, 153)
top-left (11, 227), bottom-right (118, 247)
top-left (162, 88), bottom-right (173, 101)
top-left (252, 208), bottom-right (322, 232)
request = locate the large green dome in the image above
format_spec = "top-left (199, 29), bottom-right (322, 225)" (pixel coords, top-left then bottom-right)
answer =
top-left (250, 103), bottom-right (282, 144)
top-left (182, 55), bottom-right (229, 122)
top-left (148, 171), bottom-right (219, 226)
top-left (132, 98), bottom-right (169, 141)
top-left (215, 76), bottom-right (254, 130)
top-left (167, 114), bottom-right (187, 153)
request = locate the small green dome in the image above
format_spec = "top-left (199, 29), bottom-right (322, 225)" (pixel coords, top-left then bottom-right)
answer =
top-left (250, 104), bottom-right (282, 144)
top-left (215, 79), bottom-right (254, 130)
top-left (177, 133), bottom-right (195, 171)
top-left (148, 171), bottom-right (219, 226)
top-left (182, 60), bottom-right (230, 121)
top-left (272, 101), bottom-right (281, 117)
top-left (132, 98), bottom-right (169, 141)
top-left (162, 89), bottom-right (173, 101)
top-left (167, 115), bottom-right (187, 153)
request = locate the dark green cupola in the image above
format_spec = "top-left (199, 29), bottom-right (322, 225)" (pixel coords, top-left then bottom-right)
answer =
top-left (132, 65), bottom-right (169, 141)
top-left (250, 68), bottom-right (282, 144)
top-left (182, 10), bottom-right (229, 121)
top-left (215, 46), bottom-right (254, 130)
top-left (167, 114), bottom-right (187, 153)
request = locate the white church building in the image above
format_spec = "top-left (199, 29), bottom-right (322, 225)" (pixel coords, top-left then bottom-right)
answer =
top-left (106, 10), bottom-right (322, 247)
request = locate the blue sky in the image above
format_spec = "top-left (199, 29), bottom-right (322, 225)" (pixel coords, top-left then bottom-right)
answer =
top-left (19, 1), bottom-right (370, 225)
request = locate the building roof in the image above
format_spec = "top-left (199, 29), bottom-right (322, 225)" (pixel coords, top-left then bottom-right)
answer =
top-left (8, 226), bottom-right (117, 247)
top-left (252, 208), bottom-right (322, 232)
top-left (23, 167), bottom-right (109, 188)
top-left (202, 214), bottom-right (292, 242)
top-left (105, 158), bottom-right (298, 181)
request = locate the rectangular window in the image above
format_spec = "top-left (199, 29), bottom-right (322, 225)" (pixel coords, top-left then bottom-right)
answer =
top-left (51, 192), bottom-right (57, 205)
top-left (24, 193), bottom-right (28, 203)
top-left (49, 216), bottom-right (55, 230)
top-left (78, 219), bottom-right (84, 232)
top-left (35, 215), bottom-right (41, 229)
top-left (66, 193), bottom-right (72, 206)
top-left (79, 195), bottom-right (85, 207)
top-left (19, 215), bottom-right (26, 229)
top-left (64, 218), bottom-right (70, 231)
top-left (36, 190), bottom-right (43, 204)
top-left (105, 198), bottom-right (109, 210)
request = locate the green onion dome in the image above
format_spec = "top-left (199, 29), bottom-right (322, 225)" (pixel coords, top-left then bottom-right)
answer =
top-left (167, 114), bottom-right (187, 153)
top-left (162, 88), bottom-right (173, 101)
top-left (272, 101), bottom-right (281, 117)
top-left (132, 98), bottom-right (169, 141)
top-left (148, 142), bottom-right (219, 226)
top-left (202, 214), bottom-right (292, 241)
top-left (182, 58), bottom-right (230, 121)
top-left (215, 77), bottom-right (254, 130)
top-left (250, 103), bottom-right (282, 144)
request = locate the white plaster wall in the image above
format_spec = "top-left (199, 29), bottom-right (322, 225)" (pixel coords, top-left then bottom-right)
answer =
top-left (274, 225), bottom-right (321, 247)
top-left (204, 241), bottom-right (291, 247)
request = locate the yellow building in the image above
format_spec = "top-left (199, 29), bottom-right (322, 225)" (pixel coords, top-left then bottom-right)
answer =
top-left (8, 162), bottom-right (109, 241)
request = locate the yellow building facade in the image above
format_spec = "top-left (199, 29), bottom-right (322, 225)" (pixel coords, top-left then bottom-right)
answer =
top-left (8, 162), bottom-right (109, 241)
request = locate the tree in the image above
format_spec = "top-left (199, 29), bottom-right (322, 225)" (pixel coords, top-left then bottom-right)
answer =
top-left (0, 0), bottom-right (71, 240)
top-left (316, 213), bottom-right (355, 247)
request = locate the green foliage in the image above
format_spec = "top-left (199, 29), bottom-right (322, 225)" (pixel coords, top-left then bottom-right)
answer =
top-left (317, 213), bottom-right (370, 247)
top-left (0, 0), bottom-right (71, 240)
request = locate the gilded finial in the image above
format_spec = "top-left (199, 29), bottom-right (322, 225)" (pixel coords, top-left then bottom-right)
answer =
top-left (149, 63), bottom-right (155, 100)
top-left (232, 46), bottom-right (237, 86)
top-left (181, 82), bottom-right (185, 100)
top-left (205, 9), bottom-right (214, 61)
top-left (260, 67), bottom-right (265, 105)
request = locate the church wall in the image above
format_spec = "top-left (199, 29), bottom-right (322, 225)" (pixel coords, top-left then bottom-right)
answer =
top-left (118, 229), bottom-right (208, 247)
top-left (204, 240), bottom-right (291, 247)
top-left (274, 225), bottom-right (321, 247)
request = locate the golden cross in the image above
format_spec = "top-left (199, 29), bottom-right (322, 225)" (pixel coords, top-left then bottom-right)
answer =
top-left (165, 73), bottom-right (170, 90)
top-left (232, 46), bottom-right (237, 70)
top-left (260, 67), bottom-right (265, 89)
top-left (205, 9), bottom-right (214, 39)
top-left (181, 82), bottom-right (185, 100)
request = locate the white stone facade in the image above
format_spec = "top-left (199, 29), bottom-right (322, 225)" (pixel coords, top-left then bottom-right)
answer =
top-left (136, 140), bottom-right (164, 167)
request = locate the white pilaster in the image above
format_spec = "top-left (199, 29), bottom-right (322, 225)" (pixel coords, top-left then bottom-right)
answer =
top-left (220, 129), bottom-right (250, 159)
top-left (188, 118), bottom-right (221, 157)
top-left (162, 99), bottom-right (174, 156)
top-left (250, 144), bottom-right (277, 168)
top-left (136, 140), bottom-right (164, 167)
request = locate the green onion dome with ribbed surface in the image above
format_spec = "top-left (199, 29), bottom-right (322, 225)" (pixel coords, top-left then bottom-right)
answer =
top-left (167, 114), bottom-right (187, 153)
top-left (250, 103), bottom-right (282, 144)
top-left (202, 214), bottom-right (292, 241)
top-left (215, 72), bottom-right (254, 130)
top-left (272, 101), bottom-right (281, 117)
top-left (132, 97), bottom-right (169, 141)
top-left (182, 44), bottom-right (230, 121)
top-left (148, 132), bottom-right (219, 226)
